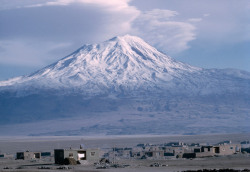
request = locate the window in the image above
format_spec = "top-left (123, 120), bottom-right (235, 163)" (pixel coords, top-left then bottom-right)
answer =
top-left (90, 152), bottom-right (95, 156)
top-left (69, 153), bottom-right (73, 158)
top-left (78, 151), bottom-right (86, 160)
top-left (34, 153), bottom-right (40, 159)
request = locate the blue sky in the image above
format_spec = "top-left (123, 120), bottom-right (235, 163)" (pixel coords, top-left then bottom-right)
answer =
top-left (0, 0), bottom-right (249, 81)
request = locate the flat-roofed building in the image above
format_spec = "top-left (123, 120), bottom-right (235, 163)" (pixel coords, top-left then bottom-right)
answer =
top-left (54, 148), bottom-right (99, 165)
top-left (16, 151), bottom-right (41, 160)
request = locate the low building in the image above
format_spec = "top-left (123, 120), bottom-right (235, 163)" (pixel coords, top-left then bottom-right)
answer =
top-left (163, 146), bottom-right (185, 158)
top-left (195, 146), bottom-right (217, 157)
top-left (195, 144), bottom-right (241, 157)
top-left (16, 151), bottom-right (41, 160)
top-left (54, 148), bottom-right (99, 165)
top-left (0, 153), bottom-right (14, 159)
top-left (152, 150), bottom-right (164, 158)
top-left (241, 141), bottom-right (250, 149)
top-left (214, 144), bottom-right (241, 156)
top-left (144, 150), bottom-right (164, 159)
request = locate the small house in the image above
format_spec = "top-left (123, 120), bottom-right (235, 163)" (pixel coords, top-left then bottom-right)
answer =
top-left (213, 144), bottom-right (241, 155)
top-left (16, 151), bottom-right (41, 160)
top-left (195, 144), bottom-right (241, 158)
top-left (54, 148), bottom-right (99, 165)
top-left (195, 146), bottom-right (215, 157)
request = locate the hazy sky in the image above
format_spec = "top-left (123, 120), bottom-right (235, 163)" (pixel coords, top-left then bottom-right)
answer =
top-left (0, 0), bottom-right (249, 80)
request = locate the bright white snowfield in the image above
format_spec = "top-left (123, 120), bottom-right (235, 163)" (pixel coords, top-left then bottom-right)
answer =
top-left (0, 35), bottom-right (250, 136)
top-left (0, 35), bottom-right (200, 93)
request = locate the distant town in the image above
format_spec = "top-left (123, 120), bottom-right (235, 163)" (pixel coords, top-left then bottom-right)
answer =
top-left (1, 139), bottom-right (250, 171)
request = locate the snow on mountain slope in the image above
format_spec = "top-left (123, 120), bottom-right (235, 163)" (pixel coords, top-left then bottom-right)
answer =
top-left (0, 35), bottom-right (203, 94)
top-left (0, 34), bottom-right (250, 96)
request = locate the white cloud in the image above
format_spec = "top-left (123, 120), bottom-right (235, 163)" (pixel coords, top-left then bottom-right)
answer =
top-left (23, 0), bottom-right (136, 12)
top-left (31, 0), bottom-right (140, 31)
top-left (131, 9), bottom-right (197, 54)
top-left (0, 0), bottom-right (47, 11)
top-left (0, 0), bottom-right (140, 69)
top-left (0, 0), bottom-right (140, 43)
top-left (138, 9), bottom-right (178, 21)
top-left (1, 1), bottom-right (197, 56)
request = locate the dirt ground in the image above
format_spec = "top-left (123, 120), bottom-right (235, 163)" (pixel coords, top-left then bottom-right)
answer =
top-left (1, 133), bottom-right (250, 153)
top-left (0, 154), bottom-right (250, 172)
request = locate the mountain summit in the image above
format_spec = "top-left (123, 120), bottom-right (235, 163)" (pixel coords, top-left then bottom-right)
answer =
top-left (0, 34), bottom-right (200, 94)
top-left (0, 35), bottom-right (250, 136)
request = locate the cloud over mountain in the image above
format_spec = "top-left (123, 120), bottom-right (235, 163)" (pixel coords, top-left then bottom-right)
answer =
top-left (132, 9), bottom-right (197, 54)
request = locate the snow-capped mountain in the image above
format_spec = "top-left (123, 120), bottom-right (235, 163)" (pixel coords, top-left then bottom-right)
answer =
top-left (0, 35), bottom-right (200, 94)
top-left (0, 35), bottom-right (250, 136)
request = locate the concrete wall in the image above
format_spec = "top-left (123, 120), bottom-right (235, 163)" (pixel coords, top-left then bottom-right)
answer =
top-left (195, 144), bottom-right (241, 157)
top-left (64, 150), bottom-right (79, 161)
top-left (86, 149), bottom-right (99, 162)
top-left (54, 149), bottom-right (81, 164)
top-left (196, 151), bottom-right (214, 158)
top-left (164, 146), bottom-right (184, 155)
top-left (16, 152), bottom-right (41, 160)
top-left (215, 144), bottom-right (241, 155)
